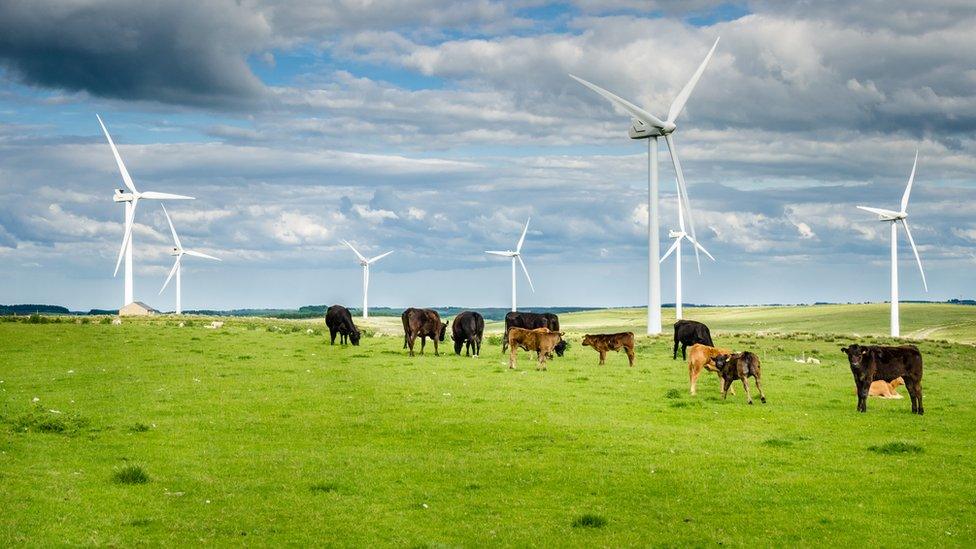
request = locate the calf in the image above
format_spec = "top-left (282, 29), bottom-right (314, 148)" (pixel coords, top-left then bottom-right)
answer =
top-left (713, 351), bottom-right (766, 405)
top-left (581, 332), bottom-right (635, 367)
top-left (452, 311), bottom-right (484, 357)
top-left (673, 320), bottom-right (714, 360)
top-left (402, 308), bottom-right (448, 356)
top-left (687, 343), bottom-right (734, 395)
top-left (507, 327), bottom-right (565, 370)
top-left (325, 304), bottom-right (361, 345)
top-left (503, 312), bottom-right (565, 356)
top-left (866, 377), bottom-right (904, 399)
top-left (841, 345), bottom-right (923, 414)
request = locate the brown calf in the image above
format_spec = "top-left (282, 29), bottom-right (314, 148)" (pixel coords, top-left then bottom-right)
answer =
top-left (687, 343), bottom-right (734, 395)
top-left (713, 351), bottom-right (766, 405)
top-left (508, 327), bottom-right (565, 370)
top-left (581, 332), bottom-right (636, 367)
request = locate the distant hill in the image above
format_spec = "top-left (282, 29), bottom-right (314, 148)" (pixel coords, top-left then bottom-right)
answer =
top-left (0, 304), bottom-right (71, 315)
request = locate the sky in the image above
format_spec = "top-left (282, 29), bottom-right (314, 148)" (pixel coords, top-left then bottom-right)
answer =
top-left (0, 0), bottom-right (974, 311)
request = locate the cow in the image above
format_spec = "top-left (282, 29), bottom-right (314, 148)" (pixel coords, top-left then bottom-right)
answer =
top-left (452, 311), bottom-right (484, 357)
top-left (673, 320), bottom-right (714, 360)
top-left (325, 304), bottom-right (361, 346)
top-left (507, 327), bottom-right (565, 370)
top-left (503, 312), bottom-right (566, 356)
top-left (581, 332), bottom-right (636, 367)
top-left (687, 343), bottom-right (735, 396)
top-left (713, 351), bottom-right (766, 405)
top-left (402, 308), bottom-right (448, 356)
top-left (841, 344), bottom-right (923, 414)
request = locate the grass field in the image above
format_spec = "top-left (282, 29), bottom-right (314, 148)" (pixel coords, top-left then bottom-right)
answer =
top-left (2, 304), bottom-right (975, 546)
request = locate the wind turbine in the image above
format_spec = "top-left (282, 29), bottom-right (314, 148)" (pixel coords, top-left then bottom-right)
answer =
top-left (341, 240), bottom-right (394, 319)
top-left (485, 217), bottom-right (535, 312)
top-left (569, 37), bottom-right (720, 334)
top-left (660, 188), bottom-right (715, 320)
top-left (158, 205), bottom-right (221, 315)
top-left (857, 150), bottom-right (927, 337)
top-left (97, 114), bottom-right (194, 307)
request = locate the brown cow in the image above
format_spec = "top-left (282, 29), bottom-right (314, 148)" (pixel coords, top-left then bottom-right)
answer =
top-left (713, 351), bottom-right (766, 405)
top-left (581, 332), bottom-right (635, 367)
top-left (402, 308), bottom-right (448, 356)
top-left (687, 343), bottom-right (735, 396)
top-left (508, 327), bottom-right (565, 370)
top-left (841, 344), bottom-right (923, 414)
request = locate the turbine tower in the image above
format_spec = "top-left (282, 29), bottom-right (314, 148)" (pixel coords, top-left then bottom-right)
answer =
top-left (485, 217), bottom-right (535, 312)
top-left (660, 189), bottom-right (715, 320)
top-left (856, 150), bottom-right (927, 337)
top-left (159, 205), bottom-right (221, 315)
top-left (569, 37), bottom-right (719, 334)
top-left (342, 240), bottom-right (393, 319)
top-left (97, 114), bottom-right (194, 307)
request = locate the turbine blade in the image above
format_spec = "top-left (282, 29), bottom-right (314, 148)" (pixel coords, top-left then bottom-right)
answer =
top-left (113, 198), bottom-right (138, 276)
top-left (856, 206), bottom-right (901, 219)
top-left (901, 149), bottom-right (918, 213)
top-left (517, 255), bottom-right (535, 293)
top-left (184, 250), bottom-right (221, 261)
top-left (667, 37), bottom-right (720, 123)
top-left (139, 191), bottom-right (195, 200)
top-left (516, 217), bottom-right (530, 252)
top-left (159, 255), bottom-right (181, 294)
top-left (568, 74), bottom-right (668, 129)
top-left (368, 250), bottom-right (394, 264)
top-left (686, 235), bottom-right (716, 262)
top-left (485, 250), bottom-right (515, 256)
top-left (664, 134), bottom-right (701, 273)
top-left (160, 204), bottom-right (181, 249)
top-left (900, 219), bottom-right (927, 292)
top-left (96, 114), bottom-right (137, 194)
top-left (660, 239), bottom-right (680, 263)
top-left (342, 240), bottom-right (366, 262)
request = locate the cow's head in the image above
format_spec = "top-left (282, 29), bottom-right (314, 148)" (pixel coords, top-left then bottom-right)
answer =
top-left (713, 353), bottom-right (733, 371)
top-left (554, 333), bottom-right (568, 357)
top-left (350, 329), bottom-right (361, 346)
top-left (841, 345), bottom-right (870, 368)
top-left (581, 335), bottom-right (593, 347)
top-left (439, 321), bottom-right (448, 341)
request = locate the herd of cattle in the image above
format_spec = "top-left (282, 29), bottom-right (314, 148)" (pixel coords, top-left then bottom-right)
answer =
top-left (324, 305), bottom-right (925, 414)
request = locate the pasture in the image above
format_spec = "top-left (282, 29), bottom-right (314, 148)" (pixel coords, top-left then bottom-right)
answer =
top-left (2, 304), bottom-right (975, 546)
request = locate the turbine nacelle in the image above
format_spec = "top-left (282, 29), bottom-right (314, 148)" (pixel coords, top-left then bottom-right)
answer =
top-left (628, 119), bottom-right (673, 139)
top-left (113, 189), bottom-right (135, 202)
top-left (668, 229), bottom-right (686, 239)
top-left (856, 206), bottom-right (906, 221)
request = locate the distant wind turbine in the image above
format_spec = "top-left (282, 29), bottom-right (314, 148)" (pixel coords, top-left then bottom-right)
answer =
top-left (97, 114), bottom-right (194, 307)
top-left (856, 150), bottom-right (927, 337)
top-left (342, 240), bottom-right (393, 319)
top-left (569, 37), bottom-right (720, 334)
top-left (660, 189), bottom-right (715, 320)
top-left (158, 205), bottom-right (221, 315)
top-left (485, 217), bottom-right (535, 312)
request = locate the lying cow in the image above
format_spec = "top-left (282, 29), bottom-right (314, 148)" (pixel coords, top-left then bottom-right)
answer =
top-left (503, 312), bottom-right (564, 356)
top-left (687, 343), bottom-right (734, 395)
top-left (402, 308), bottom-right (448, 356)
top-left (325, 304), bottom-right (360, 346)
top-left (452, 310), bottom-right (484, 357)
top-left (864, 377), bottom-right (905, 399)
top-left (581, 332), bottom-right (635, 367)
top-left (713, 351), bottom-right (766, 405)
top-left (841, 344), bottom-right (923, 414)
top-left (673, 320), bottom-right (714, 360)
top-left (508, 327), bottom-right (565, 370)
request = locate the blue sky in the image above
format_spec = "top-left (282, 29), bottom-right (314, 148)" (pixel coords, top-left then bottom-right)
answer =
top-left (1, 0), bottom-right (974, 311)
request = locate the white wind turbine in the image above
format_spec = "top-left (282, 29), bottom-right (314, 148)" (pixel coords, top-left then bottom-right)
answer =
top-left (485, 217), bottom-right (535, 312)
top-left (97, 114), bottom-right (194, 307)
top-left (660, 189), bottom-right (715, 320)
top-left (570, 37), bottom-right (720, 334)
top-left (158, 205), bottom-right (221, 315)
top-left (341, 240), bottom-right (394, 319)
top-left (857, 150), bottom-right (927, 337)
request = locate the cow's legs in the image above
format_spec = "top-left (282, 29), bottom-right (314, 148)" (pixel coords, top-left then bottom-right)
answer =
top-left (407, 334), bottom-right (417, 357)
top-left (474, 336), bottom-right (481, 358)
top-left (329, 328), bottom-right (337, 345)
top-left (626, 347), bottom-right (635, 367)
top-left (509, 346), bottom-right (518, 369)
top-left (689, 363), bottom-right (700, 395)
top-left (433, 336), bottom-right (439, 356)
top-left (420, 335), bottom-right (427, 355)
top-left (599, 350), bottom-right (606, 365)
top-left (537, 352), bottom-right (547, 371)
top-left (721, 377), bottom-right (733, 400)
top-left (753, 374), bottom-right (767, 404)
top-left (681, 343), bottom-right (688, 360)
top-left (904, 377), bottom-right (923, 415)
top-left (673, 339), bottom-right (679, 360)
top-left (717, 370), bottom-right (735, 395)
top-left (740, 375), bottom-right (754, 405)
top-left (465, 340), bottom-right (471, 357)
top-left (856, 381), bottom-right (869, 413)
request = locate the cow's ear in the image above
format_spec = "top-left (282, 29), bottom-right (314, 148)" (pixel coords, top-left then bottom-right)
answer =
top-left (840, 346), bottom-right (848, 354)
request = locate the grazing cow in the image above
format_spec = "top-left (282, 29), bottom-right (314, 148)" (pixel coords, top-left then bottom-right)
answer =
top-left (841, 345), bottom-right (923, 414)
top-left (325, 305), bottom-right (361, 346)
top-left (713, 351), bottom-right (766, 404)
top-left (687, 343), bottom-right (735, 396)
top-left (866, 377), bottom-right (904, 399)
top-left (402, 308), bottom-right (448, 356)
top-left (581, 332), bottom-right (636, 367)
top-left (503, 312), bottom-right (565, 356)
top-left (673, 320), bottom-right (714, 360)
top-left (507, 327), bottom-right (565, 370)
top-left (452, 311), bottom-right (485, 357)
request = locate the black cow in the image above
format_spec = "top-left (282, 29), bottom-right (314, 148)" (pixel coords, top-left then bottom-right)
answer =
top-left (402, 308), bottom-right (448, 356)
top-left (841, 344), bottom-right (924, 414)
top-left (503, 312), bottom-right (566, 356)
top-left (325, 304), bottom-right (360, 345)
top-left (673, 320), bottom-right (714, 360)
top-left (452, 311), bottom-right (484, 357)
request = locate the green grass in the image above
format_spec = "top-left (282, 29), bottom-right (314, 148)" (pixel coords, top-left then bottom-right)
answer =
top-left (1, 304), bottom-right (975, 545)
